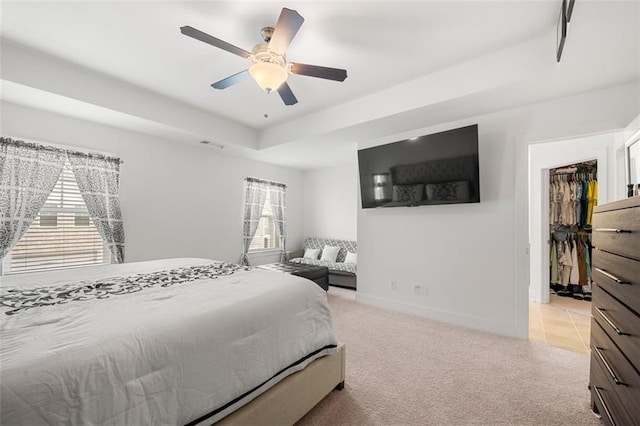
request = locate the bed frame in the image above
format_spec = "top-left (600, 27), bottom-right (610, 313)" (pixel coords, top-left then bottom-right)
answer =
top-left (215, 344), bottom-right (346, 425)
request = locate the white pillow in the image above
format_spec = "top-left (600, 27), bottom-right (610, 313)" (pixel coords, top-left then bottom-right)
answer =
top-left (303, 248), bottom-right (320, 260)
top-left (320, 245), bottom-right (340, 262)
top-left (344, 251), bottom-right (357, 264)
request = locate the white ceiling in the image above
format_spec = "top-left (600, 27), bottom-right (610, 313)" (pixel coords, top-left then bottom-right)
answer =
top-left (1, 1), bottom-right (639, 169)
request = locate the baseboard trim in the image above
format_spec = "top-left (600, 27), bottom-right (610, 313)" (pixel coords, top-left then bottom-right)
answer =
top-left (355, 292), bottom-right (520, 338)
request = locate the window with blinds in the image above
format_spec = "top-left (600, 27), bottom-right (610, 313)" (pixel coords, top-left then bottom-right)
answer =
top-left (249, 191), bottom-right (281, 250)
top-left (5, 161), bottom-right (110, 274)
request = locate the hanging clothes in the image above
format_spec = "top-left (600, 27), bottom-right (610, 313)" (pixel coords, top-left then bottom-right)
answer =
top-left (587, 180), bottom-right (598, 226)
top-left (562, 241), bottom-right (572, 287)
top-left (554, 181), bottom-right (563, 225)
top-left (548, 175), bottom-right (597, 227)
top-left (548, 162), bottom-right (597, 299)
top-left (550, 182), bottom-right (558, 225)
top-left (580, 180), bottom-right (589, 227)
top-left (550, 240), bottom-right (559, 285)
top-left (570, 181), bottom-right (578, 226)
top-left (560, 182), bottom-right (571, 225)
top-left (577, 238), bottom-right (587, 286)
top-left (557, 241), bottom-right (564, 286)
top-left (569, 239), bottom-right (580, 285)
top-left (575, 181), bottom-right (582, 227)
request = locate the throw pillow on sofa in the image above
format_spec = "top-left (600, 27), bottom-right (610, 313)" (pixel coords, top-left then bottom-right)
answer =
top-left (344, 251), bottom-right (357, 264)
top-left (303, 248), bottom-right (321, 260)
top-left (320, 245), bottom-right (340, 262)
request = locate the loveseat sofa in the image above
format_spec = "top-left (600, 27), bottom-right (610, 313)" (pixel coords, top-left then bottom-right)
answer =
top-left (289, 237), bottom-right (357, 289)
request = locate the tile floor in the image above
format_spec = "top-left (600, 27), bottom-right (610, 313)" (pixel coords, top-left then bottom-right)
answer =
top-left (529, 294), bottom-right (592, 353)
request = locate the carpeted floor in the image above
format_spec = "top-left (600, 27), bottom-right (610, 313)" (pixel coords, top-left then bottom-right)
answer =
top-left (297, 287), bottom-right (601, 426)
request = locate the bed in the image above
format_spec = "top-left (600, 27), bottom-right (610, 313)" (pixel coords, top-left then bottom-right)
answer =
top-left (0, 258), bottom-right (344, 425)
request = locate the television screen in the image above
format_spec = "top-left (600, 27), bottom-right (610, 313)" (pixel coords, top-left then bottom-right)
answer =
top-left (358, 124), bottom-right (480, 209)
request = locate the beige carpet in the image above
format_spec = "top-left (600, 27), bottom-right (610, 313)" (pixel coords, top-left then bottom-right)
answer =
top-left (297, 287), bottom-right (600, 426)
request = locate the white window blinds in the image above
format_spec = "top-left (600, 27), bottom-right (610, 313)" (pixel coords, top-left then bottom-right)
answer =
top-left (6, 160), bottom-right (110, 273)
top-left (249, 191), bottom-right (281, 250)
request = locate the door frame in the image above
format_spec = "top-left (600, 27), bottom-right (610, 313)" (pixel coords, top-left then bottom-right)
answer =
top-left (528, 137), bottom-right (610, 305)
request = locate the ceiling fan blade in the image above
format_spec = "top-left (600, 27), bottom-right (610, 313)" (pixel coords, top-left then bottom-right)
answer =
top-left (180, 26), bottom-right (250, 58)
top-left (290, 63), bottom-right (348, 82)
top-left (268, 8), bottom-right (304, 55)
top-left (211, 70), bottom-right (250, 90)
top-left (277, 82), bottom-right (298, 106)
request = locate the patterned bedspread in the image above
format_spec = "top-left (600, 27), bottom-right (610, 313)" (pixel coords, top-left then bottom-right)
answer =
top-left (0, 262), bottom-right (245, 315)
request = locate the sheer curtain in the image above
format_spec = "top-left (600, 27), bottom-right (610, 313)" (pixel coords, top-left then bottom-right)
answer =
top-left (68, 152), bottom-right (125, 263)
top-left (269, 184), bottom-right (286, 261)
top-left (240, 178), bottom-right (269, 266)
top-left (0, 138), bottom-right (66, 260)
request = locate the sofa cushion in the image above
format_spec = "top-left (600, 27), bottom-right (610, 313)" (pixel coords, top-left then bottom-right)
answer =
top-left (320, 245), bottom-right (340, 262)
top-left (303, 248), bottom-right (320, 260)
top-left (344, 252), bottom-right (357, 264)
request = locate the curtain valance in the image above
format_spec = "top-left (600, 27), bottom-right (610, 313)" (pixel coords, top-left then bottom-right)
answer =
top-left (2, 138), bottom-right (122, 165)
top-left (245, 177), bottom-right (287, 189)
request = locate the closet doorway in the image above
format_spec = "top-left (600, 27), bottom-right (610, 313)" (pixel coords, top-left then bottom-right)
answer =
top-left (529, 160), bottom-right (597, 353)
top-left (528, 133), bottom-right (617, 352)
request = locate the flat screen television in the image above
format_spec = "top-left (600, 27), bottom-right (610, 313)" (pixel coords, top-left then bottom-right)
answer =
top-left (358, 124), bottom-right (480, 209)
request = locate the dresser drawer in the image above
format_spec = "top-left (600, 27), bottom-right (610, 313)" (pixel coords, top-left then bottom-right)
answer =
top-left (592, 250), bottom-right (640, 315)
top-left (591, 319), bottom-right (640, 420)
top-left (592, 285), bottom-right (640, 370)
top-left (592, 205), bottom-right (640, 260)
top-left (591, 352), bottom-right (635, 426)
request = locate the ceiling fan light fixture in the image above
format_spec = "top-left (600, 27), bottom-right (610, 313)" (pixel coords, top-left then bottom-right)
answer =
top-left (181, 7), bottom-right (346, 105)
top-left (249, 61), bottom-right (288, 92)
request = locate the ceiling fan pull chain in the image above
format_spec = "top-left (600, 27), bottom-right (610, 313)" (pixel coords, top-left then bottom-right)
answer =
top-left (264, 92), bottom-right (270, 119)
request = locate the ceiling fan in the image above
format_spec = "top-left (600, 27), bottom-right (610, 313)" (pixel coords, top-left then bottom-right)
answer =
top-left (180, 7), bottom-right (348, 106)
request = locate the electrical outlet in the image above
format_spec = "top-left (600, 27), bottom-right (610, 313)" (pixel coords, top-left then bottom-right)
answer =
top-left (413, 284), bottom-right (421, 295)
top-left (420, 285), bottom-right (429, 296)
top-left (391, 280), bottom-right (398, 291)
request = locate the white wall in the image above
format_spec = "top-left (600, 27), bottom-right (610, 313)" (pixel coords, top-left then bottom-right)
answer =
top-left (1, 102), bottom-right (304, 265)
top-left (619, 114), bottom-right (640, 198)
top-left (528, 132), bottom-right (619, 303)
top-left (356, 83), bottom-right (639, 339)
top-left (301, 162), bottom-right (358, 243)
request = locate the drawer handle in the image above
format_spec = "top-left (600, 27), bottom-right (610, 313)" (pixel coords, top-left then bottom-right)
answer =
top-left (595, 307), bottom-right (629, 336)
top-left (593, 228), bottom-right (632, 233)
top-left (592, 346), bottom-right (626, 386)
top-left (594, 268), bottom-right (630, 285)
top-left (593, 386), bottom-right (616, 426)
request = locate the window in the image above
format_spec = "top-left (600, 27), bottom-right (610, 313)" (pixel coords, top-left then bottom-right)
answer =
top-left (249, 191), bottom-right (281, 250)
top-left (3, 161), bottom-right (110, 274)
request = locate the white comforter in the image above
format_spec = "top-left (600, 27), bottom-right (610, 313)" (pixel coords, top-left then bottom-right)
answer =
top-left (0, 258), bottom-right (338, 425)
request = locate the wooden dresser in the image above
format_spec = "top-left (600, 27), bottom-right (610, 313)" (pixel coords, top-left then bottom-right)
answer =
top-left (590, 196), bottom-right (640, 425)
